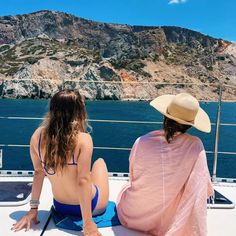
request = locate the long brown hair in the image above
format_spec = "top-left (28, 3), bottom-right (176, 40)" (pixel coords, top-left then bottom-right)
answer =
top-left (42, 89), bottom-right (87, 171)
top-left (163, 116), bottom-right (191, 143)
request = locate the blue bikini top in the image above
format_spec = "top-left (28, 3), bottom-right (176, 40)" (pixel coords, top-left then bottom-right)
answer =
top-left (38, 132), bottom-right (77, 175)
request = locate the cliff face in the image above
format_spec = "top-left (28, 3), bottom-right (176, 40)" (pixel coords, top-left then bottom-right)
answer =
top-left (0, 10), bottom-right (235, 100)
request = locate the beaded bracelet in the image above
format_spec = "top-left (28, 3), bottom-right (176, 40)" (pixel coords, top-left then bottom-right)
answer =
top-left (30, 199), bottom-right (40, 207)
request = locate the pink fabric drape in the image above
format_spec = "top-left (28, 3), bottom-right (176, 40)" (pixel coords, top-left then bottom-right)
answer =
top-left (117, 130), bottom-right (213, 236)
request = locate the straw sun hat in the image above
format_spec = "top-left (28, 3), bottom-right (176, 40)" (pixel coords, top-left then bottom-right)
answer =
top-left (150, 93), bottom-right (211, 133)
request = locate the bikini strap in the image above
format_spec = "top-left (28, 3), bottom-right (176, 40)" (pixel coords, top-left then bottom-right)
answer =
top-left (38, 132), bottom-right (55, 175)
top-left (72, 153), bottom-right (77, 165)
top-left (67, 153), bottom-right (78, 165)
top-left (38, 132), bottom-right (43, 161)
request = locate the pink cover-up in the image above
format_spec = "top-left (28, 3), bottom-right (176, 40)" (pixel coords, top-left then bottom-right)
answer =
top-left (117, 130), bottom-right (213, 236)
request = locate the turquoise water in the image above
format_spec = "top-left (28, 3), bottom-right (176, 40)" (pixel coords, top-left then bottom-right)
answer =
top-left (0, 99), bottom-right (236, 178)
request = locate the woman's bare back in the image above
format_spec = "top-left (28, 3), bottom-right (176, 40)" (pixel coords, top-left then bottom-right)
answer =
top-left (32, 127), bottom-right (97, 204)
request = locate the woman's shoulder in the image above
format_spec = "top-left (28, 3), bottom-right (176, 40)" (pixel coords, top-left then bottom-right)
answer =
top-left (30, 126), bottom-right (44, 142)
top-left (137, 131), bottom-right (203, 148)
top-left (183, 133), bottom-right (202, 143)
top-left (77, 132), bottom-right (93, 146)
top-left (132, 130), bottom-right (164, 149)
top-left (77, 132), bottom-right (92, 139)
top-left (138, 130), bottom-right (164, 142)
top-left (182, 133), bottom-right (204, 148)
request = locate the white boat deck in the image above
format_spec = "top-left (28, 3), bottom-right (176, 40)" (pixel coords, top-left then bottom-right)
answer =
top-left (0, 176), bottom-right (236, 236)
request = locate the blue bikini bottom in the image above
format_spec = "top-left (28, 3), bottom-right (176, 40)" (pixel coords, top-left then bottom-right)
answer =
top-left (53, 185), bottom-right (99, 217)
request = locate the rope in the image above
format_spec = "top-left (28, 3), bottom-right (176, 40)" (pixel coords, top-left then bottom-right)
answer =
top-left (0, 116), bottom-right (43, 120)
top-left (0, 144), bottom-right (132, 150)
top-left (1, 116), bottom-right (236, 126)
top-left (1, 144), bottom-right (236, 155)
top-left (39, 211), bottom-right (52, 236)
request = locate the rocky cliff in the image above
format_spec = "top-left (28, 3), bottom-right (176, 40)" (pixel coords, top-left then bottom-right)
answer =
top-left (0, 10), bottom-right (235, 100)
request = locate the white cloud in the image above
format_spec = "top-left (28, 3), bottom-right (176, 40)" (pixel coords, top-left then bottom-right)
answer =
top-left (168, 0), bottom-right (187, 4)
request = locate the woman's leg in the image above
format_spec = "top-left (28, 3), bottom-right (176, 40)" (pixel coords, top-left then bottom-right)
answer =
top-left (91, 158), bottom-right (109, 215)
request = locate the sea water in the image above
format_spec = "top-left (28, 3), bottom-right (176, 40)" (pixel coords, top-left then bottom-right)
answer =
top-left (0, 99), bottom-right (236, 178)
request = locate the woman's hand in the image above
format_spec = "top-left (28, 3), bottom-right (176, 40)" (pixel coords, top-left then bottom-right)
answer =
top-left (11, 209), bottom-right (40, 232)
top-left (83, 220), bottom-right (102, 236)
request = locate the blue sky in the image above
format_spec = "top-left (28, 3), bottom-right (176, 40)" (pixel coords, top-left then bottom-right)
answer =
top-left (0, 0), bottom-right (235, 42)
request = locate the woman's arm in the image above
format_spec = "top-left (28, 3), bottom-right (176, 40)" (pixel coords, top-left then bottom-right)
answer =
top-left (12, 129), bottom-right (45, 232)
top-left (30, 129), bottom-right (45, 205)
top-left (76, 133), bottom-right (101, 235)
top-left (129, 138), bottom-right (140, 182)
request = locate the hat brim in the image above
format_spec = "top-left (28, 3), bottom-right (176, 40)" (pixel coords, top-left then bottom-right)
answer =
top-left (150, 95), bottom-right (211, 133)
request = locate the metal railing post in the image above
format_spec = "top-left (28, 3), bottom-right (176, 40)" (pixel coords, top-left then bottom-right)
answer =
top-left (0, 149), bottom-right (2, 168)
top-left (212, 84), bottom-right (222, 182)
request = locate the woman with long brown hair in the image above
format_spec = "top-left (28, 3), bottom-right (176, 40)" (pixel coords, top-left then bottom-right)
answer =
top-left (117, 93), bottom-right (213, 236)
top-left (12, 89), bottom-right (109, 236)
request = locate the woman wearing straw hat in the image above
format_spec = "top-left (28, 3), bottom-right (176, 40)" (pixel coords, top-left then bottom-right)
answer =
top-left (117, 93), bottom-right (213, 236)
